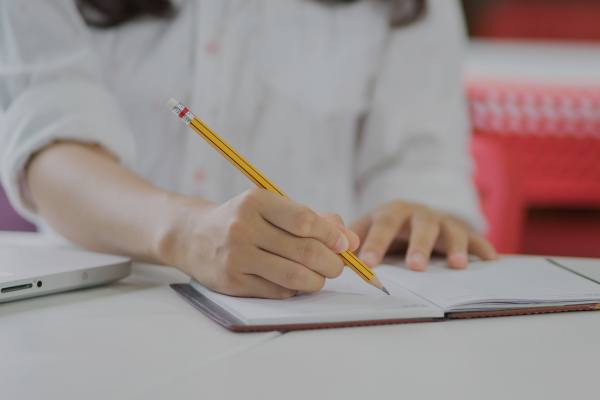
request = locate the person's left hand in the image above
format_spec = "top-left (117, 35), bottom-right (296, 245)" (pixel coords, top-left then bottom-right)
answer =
top-left (351, 200), bottom-right (497, 271)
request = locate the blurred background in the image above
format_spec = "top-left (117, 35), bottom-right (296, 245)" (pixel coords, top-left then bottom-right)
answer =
top-left (1, 0), bottom-right (599, 257)
top-left (462, 0), bottom-right (600, 257)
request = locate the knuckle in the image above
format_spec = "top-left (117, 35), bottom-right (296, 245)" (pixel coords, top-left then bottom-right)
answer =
top-left (418, 208), bottom-right (440, 224)
top-left (414, 220), bottom-right (440, 241)
top-left (325, 226), bottom-right (341, 248)
top-left (326, 258), bottom-right (345, 278)
top-left (226, 219), bottom-right (250, 245)
top-left (237, 189), bottom-right (262, 212)
top-left (295, 208), bottom-right (317, 236)
top-left (385, 200), bottom-right (409, 214)
top-left (373, 213), bottom-right (397, 229)
top-left (444, 213), bottom-right (468, 227)
top-left (298, 239), bottom-right (320, 266)
top-left (440, 218), bottom-right (458, 234)
top-left (283, 267), bottom-right (301, 287)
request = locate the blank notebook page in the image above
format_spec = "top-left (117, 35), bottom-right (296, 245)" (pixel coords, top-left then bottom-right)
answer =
top-left (190, 269), bottom-right (443, 325)
top-left (381, 257), bottom-right (600, 311)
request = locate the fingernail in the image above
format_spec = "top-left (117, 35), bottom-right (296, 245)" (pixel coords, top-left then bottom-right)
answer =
top-left (407, 252), bottom-right (426, 271)
top-left (359, 251), bottom-right (379, 267)
top-left (449, 253), bottom-right (468, 269)
top-left (334, 234), bottom-right (349, 253)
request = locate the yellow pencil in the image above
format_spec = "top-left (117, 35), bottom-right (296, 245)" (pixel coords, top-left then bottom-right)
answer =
top-left (167, 98), bottom-right (389, 295)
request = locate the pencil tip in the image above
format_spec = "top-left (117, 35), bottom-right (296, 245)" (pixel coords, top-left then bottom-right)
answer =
top-left (382, 286), bottom-right (390, 295)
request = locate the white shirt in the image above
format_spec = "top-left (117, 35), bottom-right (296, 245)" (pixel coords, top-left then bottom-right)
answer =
top-left (0, 0), bottom-right (484, 230)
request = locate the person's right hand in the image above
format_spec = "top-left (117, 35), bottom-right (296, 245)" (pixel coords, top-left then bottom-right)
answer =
top-left (160, 188), bottom-right (358, 299)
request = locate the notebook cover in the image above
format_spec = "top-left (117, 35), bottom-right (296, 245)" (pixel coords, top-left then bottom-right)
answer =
top-left (446, 303), bottom-right (600, 320)
top-left (171, 283), bottom-right (600, 332)
top-left (170, 283), bottom-right (440, 332)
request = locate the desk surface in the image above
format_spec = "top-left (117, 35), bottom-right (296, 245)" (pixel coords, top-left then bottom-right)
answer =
top-left (0, 233), bottom-right (279, 399)
top-left (2, 232), bottom-right (600, 400)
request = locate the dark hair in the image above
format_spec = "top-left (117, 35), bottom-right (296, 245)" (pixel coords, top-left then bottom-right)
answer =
top-left (76, 0), bottom-right (175, 28)
top-left (321, 0), bottom-right (426, 27)
top-left (76, 0), bottom-right (425, 28)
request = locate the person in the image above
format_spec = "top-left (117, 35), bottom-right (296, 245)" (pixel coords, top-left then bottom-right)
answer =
top-left (0, 0), bottom-right (496, 299)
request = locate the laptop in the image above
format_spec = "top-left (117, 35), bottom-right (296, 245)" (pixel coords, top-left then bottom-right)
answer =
top-left (0, 245), bottom-right (131, 303)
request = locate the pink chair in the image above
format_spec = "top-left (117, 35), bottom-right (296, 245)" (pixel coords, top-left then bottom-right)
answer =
top-left (471, 135), bottom-right (523, 254)
top-left (471, 0), bottom-right (600, 42)
top-left (468, 81), bottom-right (600, 257)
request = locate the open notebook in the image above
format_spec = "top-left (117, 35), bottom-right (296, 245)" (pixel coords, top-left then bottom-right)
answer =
top-left (171, 256), bottom-right (600, 332)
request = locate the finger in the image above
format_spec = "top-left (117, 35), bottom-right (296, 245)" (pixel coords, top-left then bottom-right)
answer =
top-left (359, 213), bottom-right (407, 267)
top-left (258, 193), bottom-right (349, 253)
top-left (346, 228), bottom-right (361, 252)
top-left (320, 213), bottom-right (360, 252)
top-left (406, 213), bottom-right (441, 271)
top-left (350, 214), bottom-right (371, 242)
top-left (255, 220), bottom-right (345, 279)
top-left (440, 220), bottom-right (469, 269)
top-left (241, 248), bottom-right (326, 292)
top-left (468, 234), bottom-right (497, 260)
top-left (231, 274), bottom-right (297, 299)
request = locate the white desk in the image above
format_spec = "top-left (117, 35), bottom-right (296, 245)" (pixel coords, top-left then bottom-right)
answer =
top-left (144, 311), bottom-right (600, 400)
top-left (0, 233), bottom-right (278, 399)
top-left (2, 233), bottom-right (600, 400)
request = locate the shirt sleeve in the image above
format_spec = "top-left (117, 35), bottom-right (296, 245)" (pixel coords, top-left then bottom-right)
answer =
top-left (355, 0), bottom-right (485, 231)
top-left (0, 0), bottom-right (136, 223)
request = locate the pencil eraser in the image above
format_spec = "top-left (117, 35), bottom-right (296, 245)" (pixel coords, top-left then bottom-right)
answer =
top-left (167, 98), bottom-right (179, 109)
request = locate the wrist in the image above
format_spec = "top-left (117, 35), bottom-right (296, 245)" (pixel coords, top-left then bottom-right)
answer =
top-left (151, 192), bottom-right (214, 267)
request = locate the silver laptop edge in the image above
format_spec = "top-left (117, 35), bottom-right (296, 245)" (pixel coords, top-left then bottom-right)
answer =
top-left (0, 246), bottom-right (132, 303)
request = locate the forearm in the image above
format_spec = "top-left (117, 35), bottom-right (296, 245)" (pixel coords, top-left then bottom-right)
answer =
top-left (26, 142), bottom-right (211, 264)
top-left (25, 142), bottom-right (361, 299)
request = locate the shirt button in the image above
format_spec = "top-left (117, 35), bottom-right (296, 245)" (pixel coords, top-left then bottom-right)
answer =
top-left (205, 41), bottom-right (220, 55)
top-left (194, 168), bottom-right (206, 182)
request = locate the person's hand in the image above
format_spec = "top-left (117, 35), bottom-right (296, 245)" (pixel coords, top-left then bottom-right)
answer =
top-left (160, 188), bottom-right (357, 299)
top-left (351, 200), bottom-right (497, 271)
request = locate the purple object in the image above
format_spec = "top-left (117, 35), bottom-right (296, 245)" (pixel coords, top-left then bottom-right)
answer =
top-left (0, 184), bottom-right (36, 232)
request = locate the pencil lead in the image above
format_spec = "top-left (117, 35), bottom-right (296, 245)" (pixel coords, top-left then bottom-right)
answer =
top-left (382, 286), bottom-right (390, 295)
